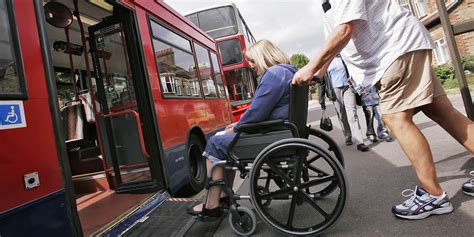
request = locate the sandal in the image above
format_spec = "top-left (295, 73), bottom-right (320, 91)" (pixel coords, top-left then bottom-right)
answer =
top-left (186, 203), bottom-right (203, 216)
top-left (196, 206), bottom-right (223, 222)
top-left (186, 197), bottom-right (230, 216)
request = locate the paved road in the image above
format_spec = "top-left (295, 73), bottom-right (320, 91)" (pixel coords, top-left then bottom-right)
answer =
top-left (214, 93), bottom-right (474, 236)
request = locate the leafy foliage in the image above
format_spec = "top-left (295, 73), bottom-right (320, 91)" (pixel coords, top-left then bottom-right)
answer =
top-left (290, 54), bottom-right (310, 69)
top-left (434, 63), bottom-right (454, 84)
top-left (433, 55), bottom-right (474, 90)
top-left (289, 53), bottom-right (318, 98)
top-left (463, 55), bottom-right (474, 72)
top-left (461, 55), bottom-right (474, 64)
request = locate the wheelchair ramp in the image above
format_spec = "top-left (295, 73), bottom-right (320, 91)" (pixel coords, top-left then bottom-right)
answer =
top-left (124, 198), bottom-right (225, 237)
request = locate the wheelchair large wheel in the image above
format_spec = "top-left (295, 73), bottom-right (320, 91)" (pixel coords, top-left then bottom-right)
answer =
top-left (229, 206), bottom-right (257, 236)
top-left (305, 127), bottom-right (344, 197)
top-left (250, 138), bottom-right (347, 236)
top-left (308, 127), bottom-right (344, 166)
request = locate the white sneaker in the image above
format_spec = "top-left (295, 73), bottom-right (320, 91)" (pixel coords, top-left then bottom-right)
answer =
top-left (462, 171), bottom-right (474, 196)
top-left (392, 186), bottom-right (453, 220)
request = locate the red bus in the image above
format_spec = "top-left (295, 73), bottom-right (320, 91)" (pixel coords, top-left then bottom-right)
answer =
top-left (185, 3), bottom-right (258, 121)
top-left (0, 0), bottom-right (232, 235)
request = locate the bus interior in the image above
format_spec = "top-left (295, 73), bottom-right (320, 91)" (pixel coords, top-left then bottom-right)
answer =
top-left (43, 1), bottom-right (157, 235)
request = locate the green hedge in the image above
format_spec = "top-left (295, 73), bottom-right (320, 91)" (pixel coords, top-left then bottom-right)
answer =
top-left (433, 55), bottom-right (474, 90)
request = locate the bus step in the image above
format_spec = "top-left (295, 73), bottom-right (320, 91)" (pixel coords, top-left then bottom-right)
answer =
top-left (115, 180), bottom-right (162, 194)
top-left (123, 198), bottom-right (225, 237)
top-left (78, 146), bottom-right (101, 161)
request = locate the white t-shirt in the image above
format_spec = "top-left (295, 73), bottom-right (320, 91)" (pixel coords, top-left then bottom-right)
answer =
top-left (323, 0), bottom-right (434, 91)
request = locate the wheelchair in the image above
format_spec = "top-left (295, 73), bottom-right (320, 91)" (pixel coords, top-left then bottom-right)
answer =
top-left (207, 85), bottom-right (348, 236)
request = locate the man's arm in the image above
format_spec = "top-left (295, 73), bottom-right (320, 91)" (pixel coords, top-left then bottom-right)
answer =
top-left (293, 21), bottom-right (355, 85)
top-left (314, 60), bottom-right (332, 80)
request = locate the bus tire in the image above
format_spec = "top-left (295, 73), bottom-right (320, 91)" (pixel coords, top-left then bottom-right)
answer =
top-left (184, 134), bottom-right (207, 195)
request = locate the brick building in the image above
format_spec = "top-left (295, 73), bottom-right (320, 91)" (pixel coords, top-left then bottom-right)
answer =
top-left (397, 0), bottom-right (474, 65)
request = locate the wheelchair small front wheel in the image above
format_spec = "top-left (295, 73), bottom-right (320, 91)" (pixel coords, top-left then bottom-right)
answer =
top-left (229, 206), bottom-right (257, 236)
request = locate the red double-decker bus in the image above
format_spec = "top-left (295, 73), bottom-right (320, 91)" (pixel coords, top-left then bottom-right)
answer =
top-left (185, 3), bottom-right (258, 121)
top-left (0, 0), bottom-right (232, 235)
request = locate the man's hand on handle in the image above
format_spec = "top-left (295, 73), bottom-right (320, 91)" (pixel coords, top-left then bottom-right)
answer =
top-left (292, 65), bottom-right (317, 86)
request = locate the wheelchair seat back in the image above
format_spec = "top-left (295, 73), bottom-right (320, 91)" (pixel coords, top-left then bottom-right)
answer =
top-left (230, 85), bottom-right (309, 162)
top-left (289, 85), bottom-right (309, 138)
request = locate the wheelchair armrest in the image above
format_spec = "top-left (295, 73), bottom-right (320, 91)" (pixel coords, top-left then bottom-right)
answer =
top-left (234, 119), bottom-right (285, 134)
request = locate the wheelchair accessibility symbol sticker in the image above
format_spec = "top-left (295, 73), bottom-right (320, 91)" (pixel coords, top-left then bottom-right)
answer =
top-left (0, 101), bottom-right (27, 130)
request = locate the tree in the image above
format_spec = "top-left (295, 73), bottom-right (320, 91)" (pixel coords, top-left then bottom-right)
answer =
top-left (290, 53), bottom-right (310, 69)
top-left (290, 53), bottom-right (317, 100)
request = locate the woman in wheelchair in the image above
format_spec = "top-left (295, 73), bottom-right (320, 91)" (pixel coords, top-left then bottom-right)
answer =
top-left (186, 39), bottom-right (298, 221)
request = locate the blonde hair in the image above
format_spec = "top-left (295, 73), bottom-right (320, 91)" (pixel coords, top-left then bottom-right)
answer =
top-left (245, 39), bottom-right (290, 75)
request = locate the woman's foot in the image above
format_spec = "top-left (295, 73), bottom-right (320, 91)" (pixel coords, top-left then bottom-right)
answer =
top-left (197, 206), bottom-right (224, 222)
top-left (186, 203), bottom-right (204, 216)
top-left (186, 196), bottom-right (230, 216)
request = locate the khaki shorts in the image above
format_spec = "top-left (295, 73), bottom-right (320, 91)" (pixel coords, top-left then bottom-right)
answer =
top-left (378, 49), bottom-right (446, 114)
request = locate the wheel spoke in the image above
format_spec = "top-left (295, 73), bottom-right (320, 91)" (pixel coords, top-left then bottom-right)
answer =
top-left (300, 175), bottom-right (337, 189)
top-left (308, 164), bottom-right (331, 177)
top-left (264, 172), bottom-right (272, 188)
top-left (299, 190), bottom-right (329, 219)
top-left (286, 192), bottom-right (298, 229)
top-left (258, 186), bottom-right (292, 200)
top-left (307, 154), bottom-right (322, 164)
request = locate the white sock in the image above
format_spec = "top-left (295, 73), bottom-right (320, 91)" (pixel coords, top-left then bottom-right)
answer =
top-left (430, 192), bottom-right (446, 199)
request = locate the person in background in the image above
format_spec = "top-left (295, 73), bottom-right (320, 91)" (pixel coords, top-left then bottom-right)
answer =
top-left (293, 0), bottom-right (474, 220)
top-left (327, 55), bottom-right (369, 151)
top-left (361, 86), bottom-right (393, 143)
top-left (58, 98), bottom-right (64, 108)
top-left (187, 39), bottom-right (297, 221)
top-left (317, 76), bottom-right (327, 110)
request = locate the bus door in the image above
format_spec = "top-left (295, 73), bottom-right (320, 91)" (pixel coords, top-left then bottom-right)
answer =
top-left (88, 9), bottom-right (164, 193)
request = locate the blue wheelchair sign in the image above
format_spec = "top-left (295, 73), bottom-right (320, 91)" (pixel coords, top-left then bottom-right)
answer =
top-left (0, 101), bottom-right (26, 129)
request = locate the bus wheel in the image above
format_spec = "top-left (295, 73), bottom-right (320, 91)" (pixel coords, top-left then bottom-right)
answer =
top-left (185, 134), bottom-right (207, 194)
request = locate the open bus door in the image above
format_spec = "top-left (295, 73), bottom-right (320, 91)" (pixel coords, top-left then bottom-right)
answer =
top-left (87, 8), bottom-right (165, 193)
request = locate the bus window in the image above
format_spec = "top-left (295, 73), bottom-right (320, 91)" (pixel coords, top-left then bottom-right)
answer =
top-left (187, 13), bottom-right (199, 27)
top-left (197, 6), bottom-right (238, 38)
top-left (0, 0), bottom-right (26, 99)
top-left (225, 67), bottom-right (255, 104)
top-left (194, 43), bottom-right (217, 98)
top-left (218, 38), bottom-right (243, 66)
top-left (54, 68), bottom-right (76, 107)
top-left (210, 52), bottom-right (226, 99)
top-left (151, 20), bottom-right (201, 98)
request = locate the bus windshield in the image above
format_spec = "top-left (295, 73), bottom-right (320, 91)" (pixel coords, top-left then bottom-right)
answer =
top-left (188, 6), bottom-right (238, 38)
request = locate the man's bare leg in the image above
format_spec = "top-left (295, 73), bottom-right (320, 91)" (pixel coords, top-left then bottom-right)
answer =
top-left (421, 95), bottom-right (474, 153)
top-left (383, 109), bottom-right (443, 195)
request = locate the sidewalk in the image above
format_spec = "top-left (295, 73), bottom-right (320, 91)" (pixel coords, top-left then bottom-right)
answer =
top-left (315, 92), bottom-right (474, 236)
top-left (308, 99), bottom-right (321, 110)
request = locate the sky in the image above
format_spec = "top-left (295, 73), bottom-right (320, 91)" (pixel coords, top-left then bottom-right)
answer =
top-left (163, 0), bottom-right (326, 59)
